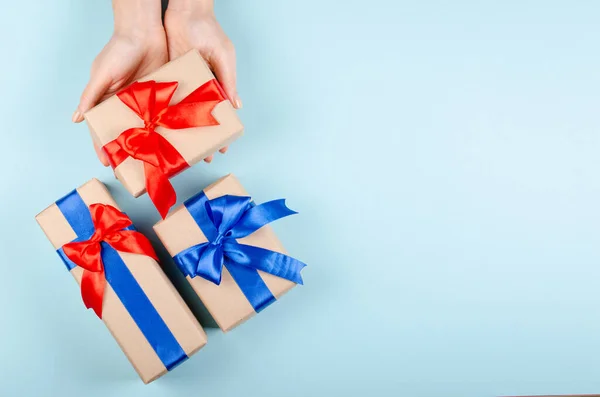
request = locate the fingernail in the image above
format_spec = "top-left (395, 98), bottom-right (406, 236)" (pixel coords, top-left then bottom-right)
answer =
top-left (72, 110), bottom-right (83, 123)
top-left (233, 95), bottom-right (242, 109)
top-left (204, 156), bottom-right (213, 163)
top-left (219, 147), bottom-right (228, 154)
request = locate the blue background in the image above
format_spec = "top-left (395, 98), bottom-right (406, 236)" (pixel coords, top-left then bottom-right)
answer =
top-left (2, 1), bottom-right (600, 396)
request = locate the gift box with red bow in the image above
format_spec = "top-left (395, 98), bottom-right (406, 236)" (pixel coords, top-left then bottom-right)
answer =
top-left (84, 50), bottom-right (244, 219)
top-left (153, 174), bottom-right (307, 332)
top-left (36, 179), bottom-right (207, 383)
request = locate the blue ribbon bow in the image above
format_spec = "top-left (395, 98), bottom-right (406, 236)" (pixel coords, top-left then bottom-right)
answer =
top-left (173, 193), bottom-right (306, 312)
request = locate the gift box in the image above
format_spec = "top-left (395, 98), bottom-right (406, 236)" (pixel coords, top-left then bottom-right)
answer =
top-left (35, 179), bottom-right (207, 383)
top-left (84, 50), bottom-right (244, 218)
top-left (153, 174), bottom-right (306, 332)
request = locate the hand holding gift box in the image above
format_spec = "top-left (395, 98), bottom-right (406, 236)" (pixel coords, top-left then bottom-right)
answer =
top-left (84, 50), bottom-right (244, 218)
top-left (154, 174), bottom-right (307, 332)
top-left (36, 179), bottom-right (207, 383)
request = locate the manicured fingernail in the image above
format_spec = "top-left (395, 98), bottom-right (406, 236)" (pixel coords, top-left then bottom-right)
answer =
top-left (204, 156), bottom-right (213, 163)
top-left (72, 110), bottom-right (83, 123)
top-left (233, 95), bottom-right (242, 109)
top-left (219, 147), bottom-right (228, 154)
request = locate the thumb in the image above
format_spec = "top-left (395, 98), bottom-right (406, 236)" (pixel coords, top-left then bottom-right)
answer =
top-left (211, 44), bottom-right (241, 109)
top-left (72, 73), bottom-right (111, 123)
top-left (75, 73), bottom-right (111, 167)
top-left (94, 142), bottom-right (110, 167)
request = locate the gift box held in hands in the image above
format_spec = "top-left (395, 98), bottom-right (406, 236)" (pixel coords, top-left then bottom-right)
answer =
top-left (154, 174), bottom-right (306, 332)
top-left (84, 50), bottom-right (244, 218)
top-left (36, 179), bottom-right (207, 383)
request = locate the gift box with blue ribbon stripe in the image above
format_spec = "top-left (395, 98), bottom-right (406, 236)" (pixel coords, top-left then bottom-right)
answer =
top-left (154, 174), bottom-right (306, 332)
top-left (36, 179), bottom-right (207, 383)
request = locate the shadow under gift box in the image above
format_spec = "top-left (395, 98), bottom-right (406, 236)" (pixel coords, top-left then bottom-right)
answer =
top-left (35, 179), bottom-right (207, 384)
top-left (83, 50), bottom-right (244, 198)
top-left (153, 174), bottom-right (301, 332)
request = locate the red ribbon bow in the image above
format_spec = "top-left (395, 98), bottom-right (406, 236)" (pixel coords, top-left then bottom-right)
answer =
top-left (62, 204), bottom-right (158, 318)
top-left (103, 79), bottom-right (226, 218)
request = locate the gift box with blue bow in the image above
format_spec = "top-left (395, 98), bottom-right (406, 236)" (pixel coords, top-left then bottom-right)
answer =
top-left (154, 174), bottom-right (307, 332)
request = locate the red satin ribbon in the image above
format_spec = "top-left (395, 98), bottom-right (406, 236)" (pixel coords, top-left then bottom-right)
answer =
top-left (103, 79), bottom-right (226, 218)
top-left (62, 204), bottom-right (158, 318)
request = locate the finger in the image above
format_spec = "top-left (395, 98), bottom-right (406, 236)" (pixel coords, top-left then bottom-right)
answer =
top-left (204, 155), bottom-right (214, 163)
top-left (73, 74), bottom-right (112, 123)
top-left (219, 146), bottom-right (228, 154)
top-left (94, 142), bottom-right (110, 167)
top-left (211, 43), bottom-right (242, 109)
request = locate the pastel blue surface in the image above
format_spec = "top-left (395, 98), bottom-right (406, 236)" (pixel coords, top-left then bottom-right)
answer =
top-left (2, 1), bottom-right (600, 396)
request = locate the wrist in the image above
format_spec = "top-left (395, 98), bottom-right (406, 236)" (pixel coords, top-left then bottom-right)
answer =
top-left (166, 0), bottom-right (214, 18)
top-left (113, 0), bottom-right (164, 39)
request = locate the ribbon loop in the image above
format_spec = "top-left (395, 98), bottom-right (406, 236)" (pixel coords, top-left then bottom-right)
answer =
top-left (103, 79), bottom-right (227, 218)
top-left (179, 243), bottom-right (225, 284)
top-left (118, 80), bottom-right (179, 122)
top-left (89, 204), bottom-right (133, 236)
top-left (63, 240), bottom-right (103, 273)
top-left (206, 195), bottom-right (253, 236)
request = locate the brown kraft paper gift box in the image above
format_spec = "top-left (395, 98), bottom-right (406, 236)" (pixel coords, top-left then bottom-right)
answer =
top-left (83, 49), bottom-right (244, 198)
top-left (153, 174), bottom-right (298, 332)
top-left (35, 179), bottom-right (207, 383)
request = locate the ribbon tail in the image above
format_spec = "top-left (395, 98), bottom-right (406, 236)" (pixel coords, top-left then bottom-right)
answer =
top-left (145, 161), bottom-right (176, 219)
top-left (229, 199), bottom-right (298, 238)
top-left (224, 241), bottom-right (306, 285)
top-left (179, 79), bottom-right (227, 104)
top-left (81, 269), bottom-right (106, 318)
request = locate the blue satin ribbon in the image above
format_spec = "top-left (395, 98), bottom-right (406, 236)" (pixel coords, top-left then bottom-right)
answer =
top-left (173, 192), bottom-right (306, 312)
top-left (55, 190), bottom-right (187, 371)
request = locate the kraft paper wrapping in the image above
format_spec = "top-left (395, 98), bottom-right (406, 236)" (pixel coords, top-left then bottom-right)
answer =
top-left (154, 174), bottom-right (297, 332)
top-left (35, 179), bottom-right (207, 383)
top-left (84, 50), bottom-right (244, 198)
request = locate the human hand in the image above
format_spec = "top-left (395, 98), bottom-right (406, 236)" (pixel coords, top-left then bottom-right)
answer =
top-left (72, 0), bottom-right (167, 166)
top-left (164, 0), bottom-right (240, 163)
